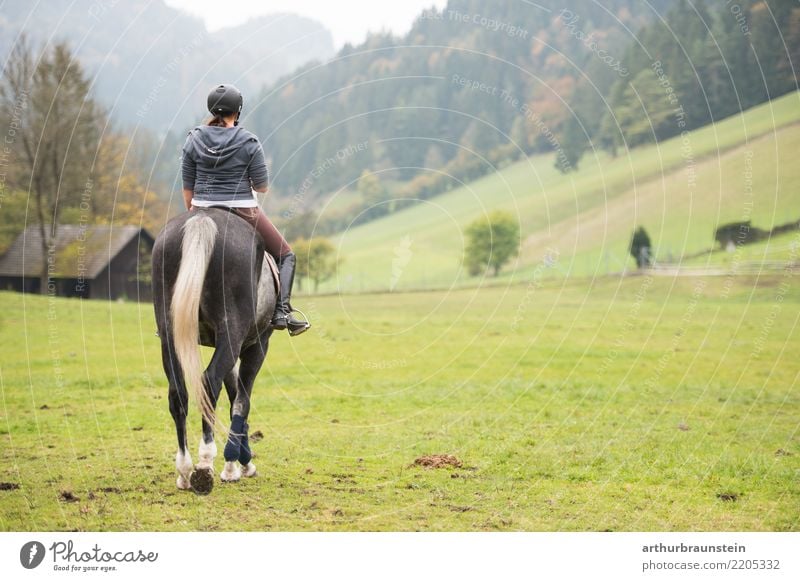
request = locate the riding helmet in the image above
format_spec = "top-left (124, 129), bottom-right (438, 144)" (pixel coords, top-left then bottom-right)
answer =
top-left (207, 84), bottom-right (243, 116)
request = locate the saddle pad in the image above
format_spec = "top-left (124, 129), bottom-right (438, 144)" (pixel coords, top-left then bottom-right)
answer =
top-left (265, 252), bottom-right (280, 295)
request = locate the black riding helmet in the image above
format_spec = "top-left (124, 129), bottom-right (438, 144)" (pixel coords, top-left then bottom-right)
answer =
top-left (207, 84), bottom-right (243, 124)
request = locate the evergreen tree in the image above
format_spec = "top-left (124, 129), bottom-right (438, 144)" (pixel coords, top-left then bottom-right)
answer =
top-left (785, 6), bottom-right (800, 89)
top-left (555, 115), bottom-right (585, 173)
top-left (615, 68), bottom-right (677, 147)
top-left (749, 1), bottom-right (798, 98)
top-left (630, 227), bottom-right (653, 268)
top-left (700, 16), bottom-right (744, 121)
top-left (357, 170), bottom-right (390, 221)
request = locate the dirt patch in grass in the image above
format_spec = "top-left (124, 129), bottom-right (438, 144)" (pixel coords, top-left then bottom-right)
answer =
top-left (448, 505), bottom-right (473, 513)
top-left (0, 482), bottom-right (20, 491)
top-left (716, 492), bottom-right (740, 502)
top-left (250, 431), bottom-right (264, 442)
top-left (413, 454), bottom-right (462, 469)
top-left (190, 468), bottom-right (214, 495)
top-left (59, 490), bottom-right (79, 502)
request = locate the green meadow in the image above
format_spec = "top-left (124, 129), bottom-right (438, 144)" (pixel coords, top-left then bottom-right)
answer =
top-left (1, 272), bottom-right (797, 531)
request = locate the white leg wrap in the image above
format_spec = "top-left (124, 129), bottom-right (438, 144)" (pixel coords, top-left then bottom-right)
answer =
top-left (197, 438), bottom-right (217, 471)
top-left (241, 462), bottom-right (257, 478)
top-left (175, 450), bottom-right (193, 490)
top-left (220, 461), bottom-right (241, 482)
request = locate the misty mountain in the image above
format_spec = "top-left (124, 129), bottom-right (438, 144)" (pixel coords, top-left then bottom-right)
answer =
top-left (0, 0), bottom-right (335, 129)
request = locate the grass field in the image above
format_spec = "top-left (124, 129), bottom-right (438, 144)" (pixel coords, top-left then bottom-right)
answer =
top-left (327, 91), bottom-right (800, 292)
top-left (1, 272), bottom-right (798, 531)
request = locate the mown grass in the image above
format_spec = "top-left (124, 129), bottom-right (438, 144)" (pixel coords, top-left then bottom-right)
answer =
top-left (1, 273), bottom-right (798, 531)
top-left (328, 91), bottom-right (800, 291)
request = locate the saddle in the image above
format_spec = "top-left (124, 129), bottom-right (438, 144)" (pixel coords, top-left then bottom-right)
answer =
top-left (205, 205), bottom-right (280, 296)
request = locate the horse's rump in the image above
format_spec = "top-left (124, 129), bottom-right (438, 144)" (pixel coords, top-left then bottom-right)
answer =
top-left (153, 208), bottom-right (274, 340)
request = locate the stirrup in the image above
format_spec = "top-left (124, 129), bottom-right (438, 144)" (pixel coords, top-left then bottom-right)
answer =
top-left (287, 308), bottom-right (311, 337)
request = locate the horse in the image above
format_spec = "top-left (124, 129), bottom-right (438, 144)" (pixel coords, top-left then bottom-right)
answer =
top-left (152, 207), bottom-right (277, 494)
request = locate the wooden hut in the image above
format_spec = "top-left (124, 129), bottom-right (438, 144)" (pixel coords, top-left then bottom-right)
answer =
top-left (0, 225), bottom-right (154, 300)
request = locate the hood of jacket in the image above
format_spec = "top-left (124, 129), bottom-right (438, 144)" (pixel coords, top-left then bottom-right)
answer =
top-left (186, 125), bottom-right (256, 165)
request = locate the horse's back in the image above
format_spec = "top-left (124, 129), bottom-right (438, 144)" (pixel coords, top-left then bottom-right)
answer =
top-left (152, 208), bottom-right (274, 347)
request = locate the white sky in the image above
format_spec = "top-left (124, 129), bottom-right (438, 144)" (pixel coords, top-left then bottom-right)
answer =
top-left (164, 0), bottom-right (448, 48)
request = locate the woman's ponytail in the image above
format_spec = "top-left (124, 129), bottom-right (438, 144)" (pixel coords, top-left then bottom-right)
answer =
top-left (207, 113), bottom-right (227, 127)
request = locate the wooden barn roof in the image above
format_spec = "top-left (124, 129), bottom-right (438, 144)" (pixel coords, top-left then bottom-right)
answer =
top-left (0, 225), bottom-right (153, 279)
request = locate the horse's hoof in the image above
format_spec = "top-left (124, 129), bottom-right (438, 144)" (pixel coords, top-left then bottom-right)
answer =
top-left (190, 467), bottom-right (214, 495)
top-left (242, 462), bottom-right (257, 478)
top-left (176, 475), bottom-right (192, 490)
top-left (220, 461), bottom-right (241, 482)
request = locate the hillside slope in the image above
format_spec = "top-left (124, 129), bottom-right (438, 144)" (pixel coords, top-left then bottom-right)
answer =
top-left (321, 91), bottom-right (800, 293)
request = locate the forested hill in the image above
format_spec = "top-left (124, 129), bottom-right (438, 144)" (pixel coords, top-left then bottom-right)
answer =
top-left (254, 0), bottom-right (668, 197)
top-left (0, 0), bottom-right (335, 129)
top-left (251, 0), bottom-right (798, 224)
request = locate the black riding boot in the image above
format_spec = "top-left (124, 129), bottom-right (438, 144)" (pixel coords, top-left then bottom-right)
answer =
top-left (272, 252), bottom-right (310, 336)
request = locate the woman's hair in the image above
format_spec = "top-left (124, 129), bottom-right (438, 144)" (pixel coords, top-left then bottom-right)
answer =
top-left (206, 113), bottom-right (228, 127)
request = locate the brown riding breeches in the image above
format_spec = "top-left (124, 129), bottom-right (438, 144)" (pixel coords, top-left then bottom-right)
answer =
top-left (190, 204), bottom-right (291, 259)
top-left (232, 207), bottom-right (292, 259)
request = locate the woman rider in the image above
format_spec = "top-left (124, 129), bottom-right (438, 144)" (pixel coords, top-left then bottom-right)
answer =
top-left (181, 83), bottom-right (310, 336)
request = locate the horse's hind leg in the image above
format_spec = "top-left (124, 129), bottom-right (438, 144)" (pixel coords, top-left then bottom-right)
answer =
top-left (195, 336), bottom-right (241, 486)
top-left (161, 339), bottom-right (193, 490)
top-left (222, 332), bottom-right (271, 481)
top-left (195, 361), bottom-right (234, 472)
top-left (223, 362), bottom-right (239, 418)
top-left (196, 361), bottom-right (240, 473)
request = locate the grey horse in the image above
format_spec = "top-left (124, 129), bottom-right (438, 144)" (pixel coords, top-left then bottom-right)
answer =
top-left (152, 208), bottom-right (276, 494)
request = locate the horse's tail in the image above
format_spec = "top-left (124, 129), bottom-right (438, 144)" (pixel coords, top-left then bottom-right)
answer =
top-left (172, 214), bottom-right (217, 428)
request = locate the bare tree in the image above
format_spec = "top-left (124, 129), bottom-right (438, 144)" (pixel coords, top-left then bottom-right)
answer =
top-left (1, 36), bottom-right (104, 293)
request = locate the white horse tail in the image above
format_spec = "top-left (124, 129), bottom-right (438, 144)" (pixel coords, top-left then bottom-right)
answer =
top-left (172, 214), bottom-right (217, 429)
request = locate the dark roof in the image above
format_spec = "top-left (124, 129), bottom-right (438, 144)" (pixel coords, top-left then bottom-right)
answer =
top-left (0, 225), bottom-right (153, 279)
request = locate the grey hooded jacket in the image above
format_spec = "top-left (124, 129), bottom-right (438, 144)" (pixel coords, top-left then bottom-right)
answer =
top-left (181, 125), bottom-right (269, 204)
